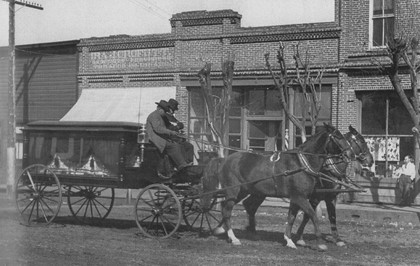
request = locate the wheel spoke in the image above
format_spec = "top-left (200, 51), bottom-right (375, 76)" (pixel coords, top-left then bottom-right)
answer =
top-left (73, 198), bottom-right (89, 216)
top-left (67, 186), bottom-right (114, 223)
top-left (15, 165), bottom-right (62, 226)
top-left (38, 199), bottom-right (51, 223)
top-left (139, 214), bottom-right (154, 223)
top-left (26, 200), bottom-right (37, 223)
top-left (135, 184), bottom-right (181, 239)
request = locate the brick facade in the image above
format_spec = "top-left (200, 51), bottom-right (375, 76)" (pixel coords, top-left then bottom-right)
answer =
top-left (76, 9), bottom-right (341, 137)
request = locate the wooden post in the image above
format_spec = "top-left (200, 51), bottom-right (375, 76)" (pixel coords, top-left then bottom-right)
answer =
top-left (7, 0), bottom-right (16, 198)
top-left (6, 0), bottom-right (43, 198)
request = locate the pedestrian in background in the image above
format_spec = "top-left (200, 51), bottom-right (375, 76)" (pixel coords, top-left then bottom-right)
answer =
top-left (397, 155), bottom-right (416, 206)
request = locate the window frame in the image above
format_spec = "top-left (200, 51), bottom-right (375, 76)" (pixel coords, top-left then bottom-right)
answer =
top-left (369, 0), bottom-right (395, 48)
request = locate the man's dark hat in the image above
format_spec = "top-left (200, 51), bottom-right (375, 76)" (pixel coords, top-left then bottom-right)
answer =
top-left (168, 98), bottom-right (179, 111)
top-left (155, 100), bottom-right (169, 111)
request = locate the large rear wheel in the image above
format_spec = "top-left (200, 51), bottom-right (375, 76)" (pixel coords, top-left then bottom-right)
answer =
top-left (67, 186), bottom-right (115, 224)
top-left (134, 184), bottom-right (182, 239)
top-left (15, 164), bottom-right (62, 226)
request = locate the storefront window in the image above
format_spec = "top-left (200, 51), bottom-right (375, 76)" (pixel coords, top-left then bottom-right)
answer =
top-left (188, 87), bottom-right (243, 156)
top-left (359, 91), bottom-right (414, 178)
top-left (293, 85), bottom-right (332, 146)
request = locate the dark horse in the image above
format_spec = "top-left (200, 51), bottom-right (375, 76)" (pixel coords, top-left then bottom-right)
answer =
top-left (294, 125), bottom-right (374, 247)
top-left (203, 124), bottom-right (353, 251)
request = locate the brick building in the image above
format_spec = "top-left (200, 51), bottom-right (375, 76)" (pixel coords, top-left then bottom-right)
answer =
top-left (1, 0), bottom-right (419, 198)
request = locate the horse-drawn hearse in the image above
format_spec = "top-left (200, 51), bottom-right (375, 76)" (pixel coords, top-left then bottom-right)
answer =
top-left (15, 113), bottom-right (372, 250)
top-left (15, 119), bottom-right (225, 238)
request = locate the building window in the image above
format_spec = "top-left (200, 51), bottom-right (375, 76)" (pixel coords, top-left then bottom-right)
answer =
top-left (245, 87), bottom-right (284, 152)
top-left (293, 85), bottom-right (332, 147)
top-left (358, 91), bottom-right (414, 178)
top-left (188, 87), bottom-right (244, 160)
top-left (371, 0), bottom-right (395, 47)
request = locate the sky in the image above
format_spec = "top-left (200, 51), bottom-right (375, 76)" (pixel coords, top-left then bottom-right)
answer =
top-left (0, 0), bottom-right (335, 47)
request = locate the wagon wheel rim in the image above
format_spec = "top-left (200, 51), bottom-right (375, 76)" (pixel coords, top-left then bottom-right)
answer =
top-left (181, 195), bottom-right (223, 235)
top-left (134, 184), bottom-right (182, 239)
top-left (15, 164), bottom-right (62, 227)
top-left (67, 186), bottom-right (115, 224)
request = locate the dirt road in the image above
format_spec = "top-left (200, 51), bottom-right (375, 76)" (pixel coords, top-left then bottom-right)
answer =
top-left (1, 198), bottom-right (419, 265)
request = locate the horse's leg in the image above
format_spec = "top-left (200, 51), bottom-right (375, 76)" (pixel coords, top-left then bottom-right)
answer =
top-left (325, 196), bottom-right (345, 247)
top-left (296, 197), bottom-right (328, 251)
top-left (295, 198), bottom-right (320, 247)
top-left (242, 194), bottom-right (266, 233)
top-left (213, 189), bottom-right (248, 236)
top-left (219, 199), bottom-right (241, 245)
top-left (284, 202), bottom-right (300, 249)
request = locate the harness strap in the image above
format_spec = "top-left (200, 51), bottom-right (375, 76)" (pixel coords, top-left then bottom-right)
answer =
top-left (325, 158), bottom-right (346, 176)
top-left (298, 152), bottom-right (319, 175)
top-left (318, 172), bottom-right (365, 191)
top-left (183, 167), bottom-right (306, 200)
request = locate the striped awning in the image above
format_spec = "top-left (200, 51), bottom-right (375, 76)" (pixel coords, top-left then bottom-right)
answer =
top-left (60, 87), bottom-right (176, 124)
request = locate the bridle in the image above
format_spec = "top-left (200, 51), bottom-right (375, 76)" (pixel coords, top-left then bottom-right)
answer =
top-left (345, 132), bottom-right (371, 165)
top-left (322, 128), bottom-right (356, 177)
top-left (326, 128), bottom-right (354, 163)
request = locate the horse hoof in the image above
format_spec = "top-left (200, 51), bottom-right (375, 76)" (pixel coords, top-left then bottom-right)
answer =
top-left (318, 244), bottom-right (328, 251)
top-left (213, 227), bottom-right (226, 235)
top-left (231, 239), bottom-right (242, 246)
top-left (286, 243), bottom-right (297, 249)
top-left (296, 240), bottom-right (306, 247)
top-left (336, 241), bottom-right (346, 247)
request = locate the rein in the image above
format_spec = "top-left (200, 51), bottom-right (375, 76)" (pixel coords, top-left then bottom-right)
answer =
top-left (182, 167), bottom-right (307, 200)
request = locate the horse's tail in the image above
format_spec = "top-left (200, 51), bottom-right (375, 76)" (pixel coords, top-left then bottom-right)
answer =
top-left (200, 157), bottom-right (225, 208)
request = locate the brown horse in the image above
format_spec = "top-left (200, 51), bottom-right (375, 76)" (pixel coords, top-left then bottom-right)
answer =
top-left (294, 125), bottom-right (374, 247)
top-left (203, 124), bottom-right (353, 251)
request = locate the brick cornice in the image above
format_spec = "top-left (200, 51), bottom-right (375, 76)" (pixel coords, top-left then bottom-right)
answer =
top-left (231, 29), bottom-right (340, 44)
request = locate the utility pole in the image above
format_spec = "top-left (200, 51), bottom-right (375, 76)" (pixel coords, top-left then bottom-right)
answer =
top-left (6, 0), bottom-right (43, 198)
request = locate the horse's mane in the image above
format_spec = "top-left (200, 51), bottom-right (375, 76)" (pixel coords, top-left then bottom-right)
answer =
top-left (298, 126), bottom-right (331, 154)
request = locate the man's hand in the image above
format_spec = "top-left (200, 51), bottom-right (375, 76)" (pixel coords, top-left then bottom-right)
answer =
top-left (177, 122), bottom-right (184, 130)
top-left (176, 132), bottom-right (187, 139)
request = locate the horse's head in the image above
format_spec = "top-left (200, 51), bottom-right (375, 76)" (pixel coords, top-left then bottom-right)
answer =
top-left (299, 123), bottom-right (354, 161)
top-left (323, 123), bottom-right (354, 162)
top-left (345, 125), bottom-right (374, 168)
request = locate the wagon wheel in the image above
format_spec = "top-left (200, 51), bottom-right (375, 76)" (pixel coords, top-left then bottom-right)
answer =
top-left (134, 184), bottom-right (182, 239)
top-left (67, 186), bottom-right (115, 224)
top-left (182, 194), bottom-right (224, 235)
top-left (15, 164), bottom-right (62, 226)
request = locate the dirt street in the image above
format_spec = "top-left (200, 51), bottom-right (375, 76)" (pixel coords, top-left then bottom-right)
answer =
top-left (1, 197), bottom-right (420, 266)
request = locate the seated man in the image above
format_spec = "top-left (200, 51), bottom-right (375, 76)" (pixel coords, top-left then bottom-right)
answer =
top-left (146, 100), bottom-right (190, 178)
top-left (165, 98), bottom-right (195, 164)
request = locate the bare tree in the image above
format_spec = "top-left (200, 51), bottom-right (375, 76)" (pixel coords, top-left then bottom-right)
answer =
top-left (197, 57), bottom-right (234, 158)
top-left (385, 36), bottom-right (420, 164)
top-left (265, 42), bottom-right (324, 144)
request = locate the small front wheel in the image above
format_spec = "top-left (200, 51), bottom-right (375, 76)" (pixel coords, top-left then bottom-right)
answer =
top-left (15, 164), bottom-right (62, 226)
top-left (134, 184), bottom-right (181, 238)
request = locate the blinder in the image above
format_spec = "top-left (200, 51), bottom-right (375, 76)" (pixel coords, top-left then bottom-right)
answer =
top-left (326, 129), bottom-right (354, 163)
